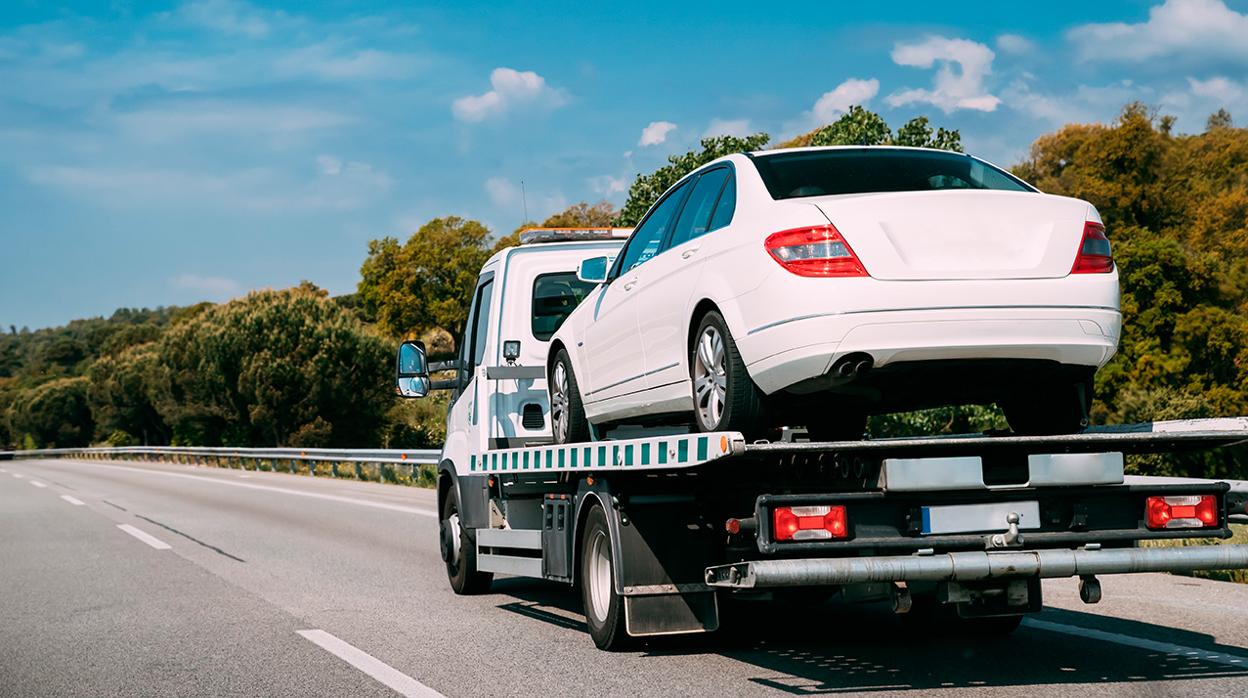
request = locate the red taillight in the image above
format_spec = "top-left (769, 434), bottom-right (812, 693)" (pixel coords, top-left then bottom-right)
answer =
top-left (765, 225), bottom-right (868, 277)
top-left (1071, 221), bottom-right (1114, 274)
top-left (1145, 495), bottom-right (1218, 530)
top-left (772, 504), bottom-right (848, 541)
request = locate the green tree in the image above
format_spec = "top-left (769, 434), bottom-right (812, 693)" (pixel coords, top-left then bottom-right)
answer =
top-left (617, 133), bottom-right (771, 226)
top-left (358, 216), bottom-right (495, 338)
top-left (87, 344), bottom-right (168, 445)
top-left (781, 107), bottom-right (963, 152)
top-left (150, 284), bottom-right (393, 447)
top-left (11, 376), bottom-right (93, 448)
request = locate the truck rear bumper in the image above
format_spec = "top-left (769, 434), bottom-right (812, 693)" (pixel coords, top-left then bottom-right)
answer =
top-left (704, 544), bottom-right (1248, 588)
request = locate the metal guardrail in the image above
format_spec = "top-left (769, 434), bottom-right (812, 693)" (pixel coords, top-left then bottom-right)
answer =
top-left (2, 445), bottom-right (441, 465)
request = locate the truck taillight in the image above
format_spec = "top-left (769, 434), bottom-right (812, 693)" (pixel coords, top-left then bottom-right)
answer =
top-left (1145, 495), bottom-right (1218, 530)
top-left (1071, 221), bottom-right (1114, 274)
top-left (772, 504), bottom-right (848, 541)
top-left (764, 225), bottom-right (868, 277)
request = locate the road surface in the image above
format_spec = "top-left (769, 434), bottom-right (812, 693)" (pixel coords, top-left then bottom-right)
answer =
top-left (3, 457), bottom-right (1247, 697)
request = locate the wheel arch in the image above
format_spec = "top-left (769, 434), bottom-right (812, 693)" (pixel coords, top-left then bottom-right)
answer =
top-left (687, 298), bottom-right (723, 368)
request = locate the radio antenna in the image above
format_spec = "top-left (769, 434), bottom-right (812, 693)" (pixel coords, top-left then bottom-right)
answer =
top-left (520, 180), bottom-right (529, 222)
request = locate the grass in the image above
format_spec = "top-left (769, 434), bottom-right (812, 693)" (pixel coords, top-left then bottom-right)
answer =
top-left (1141, 523), bottom-right (1248, 584)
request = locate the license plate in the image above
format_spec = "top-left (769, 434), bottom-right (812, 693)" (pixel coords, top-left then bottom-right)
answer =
top-left (921, 501), bottom-right (1040, 535)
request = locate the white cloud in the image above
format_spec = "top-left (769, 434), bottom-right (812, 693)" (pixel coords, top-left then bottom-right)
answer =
top-left (172, 273), bottom-right (242, 298)
top-left (1002, 78), bottom-right (1148, 126)
top-left (811, 78), bottom-right (880, 124)
top-left (452, 67), bottom-right (566, 123)
top-left (273, 44), bottom-right (423, 81)
top-left (173, 0), bottom-right (274, 38)
top-left (886, 36), bottom-right (1000, 113)
top-left (112, 101), bottom-right (354, 141)
top-left (1188, 76), bottom-right (1245, 103)
top-left (1068, 0), bottom-right (1248, 63)
top-left (702, 118), bottom-right (751, 138)
top-left (638, 121), bottom-right (677, 146)
top-left (484, 176), bottom-right (520, 207)
top-left (1160, 76), bottom-right (1247, 129)
top-left (316, 155), bottom-right (342, 175)
top-left (995, 34), bottom-right (1035, 55)
top-left (483, 177), bottom-right (565, 220)
top-left (589, 175), bottom-right (628, 197)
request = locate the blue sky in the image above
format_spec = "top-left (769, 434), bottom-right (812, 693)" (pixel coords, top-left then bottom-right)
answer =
top-left (2, 0), bottom-right (1247, 330)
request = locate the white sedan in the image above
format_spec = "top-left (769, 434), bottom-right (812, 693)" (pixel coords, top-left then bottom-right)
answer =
top-left (547, 146), bottom-right (1120, 443)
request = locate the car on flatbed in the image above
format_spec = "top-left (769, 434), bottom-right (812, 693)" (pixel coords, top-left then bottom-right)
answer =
top-left (547, 146), bottom-right (1121, 444)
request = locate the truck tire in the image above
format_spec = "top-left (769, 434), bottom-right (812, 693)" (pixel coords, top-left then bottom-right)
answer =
top-left (1002, 378), bottom-right (1091, 435)
top-left (441, 486), bottom-right (492, 595)
top-left (691, 311), bottom-right (768, 438)
top-left (580, 504), bottom-right (629, 650)
top-left (551, 348), bottom-right (591, 444)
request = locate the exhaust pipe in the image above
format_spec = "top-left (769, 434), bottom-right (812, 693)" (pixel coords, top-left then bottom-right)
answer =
top-left (831, 354), bottom-right (874, 380)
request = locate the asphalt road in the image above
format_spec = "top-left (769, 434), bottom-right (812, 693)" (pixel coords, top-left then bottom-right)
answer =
top-left (3, 457), bottom-right (1248, 697)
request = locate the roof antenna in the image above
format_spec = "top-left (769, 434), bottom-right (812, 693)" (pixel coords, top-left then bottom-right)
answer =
top-left (520, 180), bottom-right (529, 223)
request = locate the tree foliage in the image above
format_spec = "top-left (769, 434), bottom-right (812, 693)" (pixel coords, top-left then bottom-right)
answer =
top-left (11, 376), bottom-right (93, 448)
top-left (151, 284), bottom-right (393, 447)
top-left (86, 343), bottom-right (168, 445)
top-left (357, 216), bottom-right (495, 338)
top-left (781, 107), bottom-right (963, 152)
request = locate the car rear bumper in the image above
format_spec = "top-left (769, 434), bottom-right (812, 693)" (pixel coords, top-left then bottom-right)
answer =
top-left (738, 306), bottom-right (1121, 395)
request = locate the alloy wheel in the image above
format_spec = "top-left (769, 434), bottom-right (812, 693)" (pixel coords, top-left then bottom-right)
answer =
top-left (693, 326), bottom-right (727, 429)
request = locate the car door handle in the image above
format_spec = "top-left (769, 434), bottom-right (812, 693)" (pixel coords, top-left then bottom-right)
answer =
top-left (623, 280), bottom-right (636, 291)
top-left (681, 248), bottom-right (700, 260)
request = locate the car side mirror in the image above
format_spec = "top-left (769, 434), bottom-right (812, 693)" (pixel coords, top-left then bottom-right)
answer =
top-left (577, 256), bottom-right (610, 284)
top-left (395, 340), bottom-right (431, 398)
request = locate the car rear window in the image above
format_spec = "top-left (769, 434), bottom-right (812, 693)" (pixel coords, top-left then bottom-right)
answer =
top-left (532, 272), bottom-right (596, 341)
top-left (752, 148), bottom-right (1033, 200)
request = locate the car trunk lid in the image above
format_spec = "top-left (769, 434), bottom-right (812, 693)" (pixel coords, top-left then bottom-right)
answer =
top-left (809, 190), bottom-right (1092, 280)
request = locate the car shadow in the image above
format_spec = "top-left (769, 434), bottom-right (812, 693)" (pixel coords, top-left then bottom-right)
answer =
top-left (490, 578), bottom-right (1248, 693)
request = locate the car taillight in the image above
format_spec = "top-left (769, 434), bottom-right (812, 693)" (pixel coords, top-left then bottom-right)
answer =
top-left (1071, 221), bottom-right (1114, 274)
top-left (772, 504), bottom-right (848, 541)
top-left (765, 225), bottom-right (868, 277)
top-left (1145, 495), bottom-right (1218, 530)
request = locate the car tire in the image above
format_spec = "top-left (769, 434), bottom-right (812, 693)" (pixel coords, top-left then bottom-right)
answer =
top-left (441, 485), bottom-right (493, 595)
top-left (691, 311), bottom-right (768, 437)
top-left (580, 504), bottom-right (630, 650)
top-left (1002, 378), bottom-right (1092, 435)
top-left (551, 348), bottom-right (591, 444)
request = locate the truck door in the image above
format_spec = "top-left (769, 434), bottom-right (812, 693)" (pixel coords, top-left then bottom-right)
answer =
top-left (447, 273), bottom-right (495, 453)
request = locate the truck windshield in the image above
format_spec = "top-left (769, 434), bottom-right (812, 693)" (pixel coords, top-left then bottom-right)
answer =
top-left (752, 148), bottom-right (1033, 200)
top-left (532, 272), bottom-right (596, 340)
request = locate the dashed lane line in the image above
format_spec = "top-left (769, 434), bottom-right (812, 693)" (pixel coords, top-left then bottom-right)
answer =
top-left (116, 524), bottom-right (172, 550)
top-left (60, 495), bottom-right (85, 506)
top-left (29, 480), bottom-right (47, 488)
top-left (12, 472), bottom-right (23, 478)
top-left (297, 630), bottom-right (445, 698)
top-left (1023, 618), bottom-right (1248, 669)
top-left (45, 460), bottom-right (436, 518)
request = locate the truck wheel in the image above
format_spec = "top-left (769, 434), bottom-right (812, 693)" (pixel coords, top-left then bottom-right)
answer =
top-left (1002, 378), bottom-right (1091, 435)
top-left (691, 312), bottom-right (767, 437)
top-left (441, 486), bottom-right (492, 595)
top-left (551, 349), bottom-right (591, 444)
top-left (580, 504), bottom-right (629, 650)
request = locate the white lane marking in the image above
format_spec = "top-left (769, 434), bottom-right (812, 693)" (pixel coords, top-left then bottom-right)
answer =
top-left (0, 467), bottom-right (6, 472)
top-left (12, 472), bottom-right (24, 478)
top-left (1024, 618), bottom-right (1248, 668)
top-left (237, 473), bottom-right (251, 479)
top-left (297, 629), bottom-right (444, 698)
top-left (53, 460), bottom-right (436, 517)
top-left (117, 524), bottom-right (172, 550)
top-left (60, 495), bottom-right (85, 506)
top-left (29, 480), bottom-right (48, 488)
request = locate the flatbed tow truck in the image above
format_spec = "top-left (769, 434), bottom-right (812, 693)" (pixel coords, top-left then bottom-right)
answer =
top-left (395, 228), bottom-right (1248, 649)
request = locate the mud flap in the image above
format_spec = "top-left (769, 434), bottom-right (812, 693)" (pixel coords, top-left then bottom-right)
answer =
top-left (624, 592), bottom-right (719, 636)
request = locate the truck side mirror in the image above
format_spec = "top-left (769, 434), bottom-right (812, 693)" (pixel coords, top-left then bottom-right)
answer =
top-left (577, 256), bottom-right (610, 284)
top-left (395, 340), bottom-right (431, 398)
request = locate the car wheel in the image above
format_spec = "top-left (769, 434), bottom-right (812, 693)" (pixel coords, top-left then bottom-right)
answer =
top-left (441, 485), bottom-right (492, 595)
top-left (1002, 378), bottom-right (1091, 435)
top-left (691, 311), bottom-right (768, 437)
top-left (580, 504), bottom-right (630, 650)
top-left (551, 348), bottom-right (591, 444)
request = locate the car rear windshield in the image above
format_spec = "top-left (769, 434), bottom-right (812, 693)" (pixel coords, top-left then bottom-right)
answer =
top-left (752, 148), bottom-right (1034, 200)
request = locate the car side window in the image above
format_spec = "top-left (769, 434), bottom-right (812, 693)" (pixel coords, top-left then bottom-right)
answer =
top-left (668, 168), bottom-right (731, 249)
top-left (613, 181), bottom-right (690, 275)
top-left (708, 172), bottom-right (736, 231)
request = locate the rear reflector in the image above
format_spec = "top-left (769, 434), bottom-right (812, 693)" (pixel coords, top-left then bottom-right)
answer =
top-left (772, 504), bottom-right (848, 541)
top-left (1145, 495), bottom-right (1218, 530)
top-left (1071, 221), bottom-right (1114, 274)
top-left (765, 225), bottom-right (868, 277)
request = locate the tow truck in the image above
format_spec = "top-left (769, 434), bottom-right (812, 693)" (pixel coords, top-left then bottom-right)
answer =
top-left (394, 227), bottom-right (1248, 650)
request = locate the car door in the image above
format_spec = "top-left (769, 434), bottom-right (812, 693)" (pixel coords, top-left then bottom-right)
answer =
top-left (634, 167), bottom-right (735, 395)
top-left (580, 181), bottom-right (690, 406)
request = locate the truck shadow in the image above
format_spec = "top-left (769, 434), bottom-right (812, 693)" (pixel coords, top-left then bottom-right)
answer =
top-left (491, 578), bottom-right (1248, 693)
